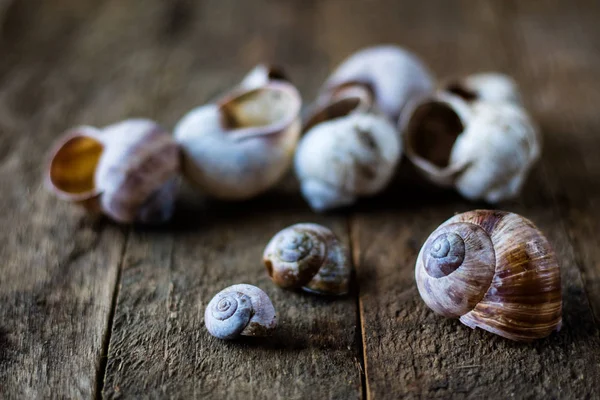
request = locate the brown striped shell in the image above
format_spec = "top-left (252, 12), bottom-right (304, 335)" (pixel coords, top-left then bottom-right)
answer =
top-left (46, 119), bottom-right (180, 224)
top-left (415, 210), bottom-right (562, 342)
top-left (263, 223), bottom-right (351, 295)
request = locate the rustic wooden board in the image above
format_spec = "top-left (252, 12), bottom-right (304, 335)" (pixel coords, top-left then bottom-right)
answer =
top-left (100, 1), bottom-right (361, 398)
top-left (504, 0), bottom-right (600, 327)
top-left (0, 1), bottom-right (129, 398)
top-left (350, 0), bottom-right (600, 398)
top-left (1, 0), bottom-right (600, 399)
top-left (0, 0), bottom-right (205, 397)
top-left (102, 204), bottom-right (360, 399)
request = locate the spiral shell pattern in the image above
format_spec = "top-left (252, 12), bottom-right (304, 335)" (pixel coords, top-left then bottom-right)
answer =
top-left (416, 210), bottom-right (562, 341)
top-left (205, 284), bottom-right (277, 340)
top-left (264, 225), bottom-right (326, 289)
top-left (263, 223), bottom-right (351, 295)
top-left (417, 221), bottom-right (495, 318)
top-left (206, 291), bottom-right (253, 340)
top-left (424, 232), bottom-right (466, 278)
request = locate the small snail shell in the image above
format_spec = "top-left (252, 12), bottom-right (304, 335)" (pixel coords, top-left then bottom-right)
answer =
top-left (444, 73), bottom-right (521, 105)
top-left (263, 223), bottom-right (350, 295)
top-left (401, 93), bottom-right (540, 203)
top-left (239, 64), bottom-right (289, 90)
top-left (46, 119), bottom-right (180, 224)
top-left (295, 89), bottom-right (401, 211)
top-left (205, 284), bottom-right (277, 340)
top-left (317, 45), bottom-right (435, 122)
top-left (416, 210), bottom-right (562, 342)
top-left (174, 81), bottom-right (302, 200)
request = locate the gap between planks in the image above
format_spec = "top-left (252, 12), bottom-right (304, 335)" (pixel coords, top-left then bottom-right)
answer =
top-left (94, 230), bottom-right (130, 400)
top-left (348, 215), bottom-right (370, 400)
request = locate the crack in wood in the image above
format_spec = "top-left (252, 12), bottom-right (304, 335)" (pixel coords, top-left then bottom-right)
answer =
top-left (95, 229), bottom-right (130, 400)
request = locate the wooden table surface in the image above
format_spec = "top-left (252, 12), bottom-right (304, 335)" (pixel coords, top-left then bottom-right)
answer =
top-left (1, 0), bottom-right (600, 398)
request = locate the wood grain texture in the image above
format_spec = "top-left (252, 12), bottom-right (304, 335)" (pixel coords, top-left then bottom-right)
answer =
top-left (349, 0), bottom-right (600, 398)
top-left (0, 1), bottom-right (128, 397)
top-left (0, 0), bottom-right (193, 397)
top-left (1, 0), bottom-right (600, 398)
top-left (103, 204), bottom-right (360, 399)
top-left (501, 0), bottom-right (600, 327)
top-left (101, 1), bottom-right (361, 399)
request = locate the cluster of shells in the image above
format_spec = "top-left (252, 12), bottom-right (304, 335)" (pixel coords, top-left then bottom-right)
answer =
top-left (206, 212), bottom-right (561, 343)
top-left (45, 45), bottom-right (560, 342)
top-left (46, 45), bottom-right (540, 221)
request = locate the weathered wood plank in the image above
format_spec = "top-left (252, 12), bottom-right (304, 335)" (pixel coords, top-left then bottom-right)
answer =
top-left (102, 1), bottom-right (361, 398)
top-left (501, 0), bottom-right (600, 327)
top-left (0, 1), bottom-right (126, 398)
top-left (0, 0), bottom-right (188, 397)
top-left (350, 0), bottom-right (600, 398)
top-left (103, 205), bottom-right (360, 399)
top-left (3, 0), bottom-right (600, 398)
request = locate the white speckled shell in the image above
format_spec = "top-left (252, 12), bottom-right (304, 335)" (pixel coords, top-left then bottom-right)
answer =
top-left (239, 64), bottom-right (288, 90)
top-left (317, 45), bottom-right (435, 122)
top-left (205, 284), bottom-right (277, 340)
top-left (451, 102), bottom-right (540, 202)
top-left (295, 112), bottom-right (401, 211)
top-left (445, 73), bottom-right (521, 105)
top-left (174, 82), bottom-right (302, 200)
top-left (263, 223), bottom-right (351, 295)
top-left (402, 94), bottom-right (540, 203)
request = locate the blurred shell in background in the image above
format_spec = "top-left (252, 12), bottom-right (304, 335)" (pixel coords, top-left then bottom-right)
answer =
top-left (401, 75), bottom-right (539, 203)
top-left (239, 64), bottom-right (289, 91)
top-left (294, 45), bottom-right (433, 212)
top-left (295, 85), bottom-right (401, 211)
top-left (443, 72), bottom-right (522, 105)
top-left (46, 119), bottom-right (180, 224)
top-left (175, 69), bottom-right (302, 201)
top-left (316, 45), bottom-right (435, 123)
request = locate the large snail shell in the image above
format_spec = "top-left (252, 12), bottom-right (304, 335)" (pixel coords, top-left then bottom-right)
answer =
top-left (401, 93), bottom-right (540, 203)
top-left (46, 119), bottom-right (180, 224)
top-left (444, 73), bottom-right (521, 105)
top-left (416, 210), bottom-right (562, 342)
top-left (174, 81), bottom-right (302, 200)
top-left (205, 284), bottom-right (277, 340)
top-left (263, 223), bottom-right (350, 295)
top-left (295, 90), bottom-right (401, 212)
top-left (317, 45), bottom-right (434, 122)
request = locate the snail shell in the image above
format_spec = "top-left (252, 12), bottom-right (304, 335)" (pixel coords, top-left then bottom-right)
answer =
top-left (401, 93), bottom-right (540, 202)
top-left (174, 81), bottom-right (302, 200)
top-left (416, 210), bottom-right (562, 342)
top-left (46, 119), bottom-right (180, 224)
top-left (295, 88), bottom-right (401, 211)
top-left (239, 64), bottom-right (289, 90)
top-left (205, 284), bottom-right (277, 340)
top-left (444, 72), bottom-right (521, 105)
top-left (316, 45), bottom-right (435, 122)
top-left (263, 223), bottom-right (350, 295)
